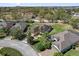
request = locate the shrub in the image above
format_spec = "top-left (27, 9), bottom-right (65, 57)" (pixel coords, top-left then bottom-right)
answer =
top-left (27, 36), bottom-right (34, 45)
top-left (35, 42), bottom-right (45, 51)
top-left (45, 41), bottom-right (51, 49)
top-left (27, 32), bottom-right (34, 45)
top-left (10, 28), bottom-right (26, 40)
top-left (17, 34), bottom-right (26, 40)
top-left (71, 44), bottom-right (76, 49)
top-left (2, 28), bottom-right (10, 36)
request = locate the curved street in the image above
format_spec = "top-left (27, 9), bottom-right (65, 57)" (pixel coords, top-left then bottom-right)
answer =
top-left (0, 40), bottom-right (38, 56)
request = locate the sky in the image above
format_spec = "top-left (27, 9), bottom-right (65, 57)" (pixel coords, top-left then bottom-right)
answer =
top-left (0, 3), bottom-right (79, 7)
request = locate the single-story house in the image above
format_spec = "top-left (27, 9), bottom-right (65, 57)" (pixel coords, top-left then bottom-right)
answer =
top-left (31, 14), bottom-right (38, 19)
top-left (73, 13), bottom-right (79, 17)
top-left (5, 21), bottom-right (16, 29)
top-left (50, 30), bottom-right (79, 52)
top-left (40, 25), bottom-right (53, 33)
top-left (0, 19), bottom-right (16, 29)
top-left (31, 24), bottom-right (52, 36)
top-left (74, 23), bottom-right (79, 29)
top-left (11, 21), bottom-right (27, 32)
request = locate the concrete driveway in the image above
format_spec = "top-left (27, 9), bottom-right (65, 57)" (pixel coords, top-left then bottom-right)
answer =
top-left (0, 40), bottom-right (38, 56)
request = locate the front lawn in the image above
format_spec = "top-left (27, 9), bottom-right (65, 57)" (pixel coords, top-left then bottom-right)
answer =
top-left (0, 47), bottom-right (22, 56)
top-left (64, 49), bottom-right (79, 56)
top-left (49, 23), bottom-right (72, 35)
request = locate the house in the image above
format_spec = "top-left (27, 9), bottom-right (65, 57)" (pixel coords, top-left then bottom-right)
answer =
top-left (40, 25), bottom-right (53, 33)
top-left (73, 13), bottom-right (79, 17)
top-left (5, 21), bottom-right (16, 29)
top-left (31, 14), bottom-right (38, 19)
top-left (24, 12), bottom-right (34, 19)
top-left (31, 24), bottom-right (52, 36)
top-left (50, 30), bottom-right (79, 52)
top-left (11, 21), bottom-right (27, 32)
top-left (72, 13), bottom-right (79, 19)
top-left (0, 19), bottom-right (16, 29)
top-left (74, 23), bottom-right (79, 29)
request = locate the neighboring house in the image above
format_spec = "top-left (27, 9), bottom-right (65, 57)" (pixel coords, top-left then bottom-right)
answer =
top-left (50, 31), bottom-right (79, 52)
top-left (72, 13), bottom-right (79, 19)
top-left (11, 21), bottom-right (27, 32)
top-left (31, 24), bottom-right (52, 36)
top-left (40, 25), bottom-right (53, 33)
top-left (24, 12), bottom-right (34, 19)
top-left (31, 15), bottom-right (38, 19)
top-left (0, 19), bottom-right (16, 29)
top-left (5, 21), bottom-right (16, 29)
top-left (74, 23), bottom-right (79, 29)
top-left (73, 13), bottom-right (79, 17)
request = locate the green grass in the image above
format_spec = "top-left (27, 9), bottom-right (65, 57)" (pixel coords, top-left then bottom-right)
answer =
top-left (32, 33), bottom-right (51, 52)
top-left (49, 23), bottom-right (72, 35)
top-left (0, 47), bottom-right (22, 56)
top-left (32, 37), bottom-right (45, 52)
top-left (64, 49), bottom-right (79, 56)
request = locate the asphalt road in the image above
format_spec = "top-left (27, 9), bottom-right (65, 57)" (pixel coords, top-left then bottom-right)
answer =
top-left (0, 40), bottom-right (38, 56)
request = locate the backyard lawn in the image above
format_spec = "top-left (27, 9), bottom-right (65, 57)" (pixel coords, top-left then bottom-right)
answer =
top-left (0, 47), bottom-right (22, 56)
top-left (49, 23), bottom-right (72, 35)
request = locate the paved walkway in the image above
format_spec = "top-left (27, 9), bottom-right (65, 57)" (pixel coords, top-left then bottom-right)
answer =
top-left (0, 40), bottom-right (38, 56)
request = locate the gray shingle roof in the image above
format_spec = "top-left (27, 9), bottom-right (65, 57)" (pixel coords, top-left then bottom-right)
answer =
top-left (11, 21), bottom-right (27, 32)
top-left (51, 31), bottom-right (79, 52)
top-left (40, 25), bottom-right (52, 33)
